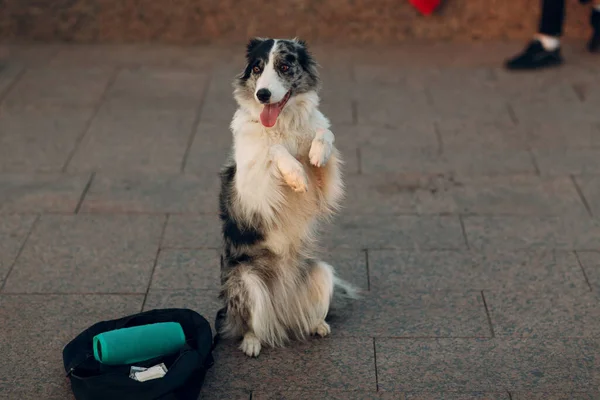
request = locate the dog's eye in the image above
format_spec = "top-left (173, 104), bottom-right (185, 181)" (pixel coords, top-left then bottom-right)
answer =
top-left (279, 64), bottom-right (289, 72)
top-left (252, 66), bottom-right (261, 74)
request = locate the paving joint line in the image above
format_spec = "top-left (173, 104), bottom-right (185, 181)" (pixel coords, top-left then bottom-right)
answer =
top-left (180, 67), bottom-right (212, 172)
top-left (373, 337), bottom-right (379, 392)
top-left (0, 291), bottom-right (146, 296)
top-left (364, 249), bottom-right (371, 291)
top-left (433, 121), bottom-right (444, 156)
top-left (0, 66), bottom-right (27, 105)
top-left (572, 83), bottom-right (586, 102)
top-left (0, 214), bottom-right (40, 293)
top-left (570, 175), bottom-right (593, 217)
top-left (480, 290), bottom-right (495, 338)
top-left (506, 103), bottom-right (519, 126)
top-left (355, 147), bottom-right (362, 174)
top-left (61, 66), bottom-right (120, 173)
top-left (74, 172), bottom-right (96, 214)
top-left (458, 215), bottom-right (470, 250)
top-left (141, 214), bottom-right (170, 311)
top-left (574, 251), bottom-right (593, 292)
top-left (351, 100), bottom-right (358, 125)
top-left (527, 149), bottom-right (541, 176)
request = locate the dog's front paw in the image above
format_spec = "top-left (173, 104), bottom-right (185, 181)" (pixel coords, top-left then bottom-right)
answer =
top-left (313, 321), bottom-right (331, 338)
top-left (240, 333), bottom-right (261, 357)
top-left (309, 130), bottom-right (333, 167)
top-left (281, 161), bottom-right (309, 193)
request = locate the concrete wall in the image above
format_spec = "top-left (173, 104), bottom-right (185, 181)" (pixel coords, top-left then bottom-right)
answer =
top-left (0, 0), bottom-right (592, 44)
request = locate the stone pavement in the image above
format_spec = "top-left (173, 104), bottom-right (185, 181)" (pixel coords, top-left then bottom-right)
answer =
top-left (0, 42), bottom-right (599, 400)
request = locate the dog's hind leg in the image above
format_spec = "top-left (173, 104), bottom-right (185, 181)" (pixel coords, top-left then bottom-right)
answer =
top-left (306, 260), bottom-right (335, 337)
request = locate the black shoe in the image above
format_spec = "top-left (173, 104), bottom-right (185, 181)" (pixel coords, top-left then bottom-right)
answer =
top-left (504, 40), bottom-right (563, 70)
top-left (590, 10), bottom-right (600, 53)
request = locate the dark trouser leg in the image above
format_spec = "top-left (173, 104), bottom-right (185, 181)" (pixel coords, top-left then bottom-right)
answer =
top-left (539, 0), bottom-right (566, 36)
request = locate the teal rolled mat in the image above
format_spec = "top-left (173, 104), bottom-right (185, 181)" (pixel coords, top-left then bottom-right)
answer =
top-left (93, 322), bottom-right (186, 365)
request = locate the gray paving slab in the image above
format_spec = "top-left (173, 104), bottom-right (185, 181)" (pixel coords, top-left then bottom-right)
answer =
top-left (511, 393), bottom-right (600, 400)
top-left (436, 120), bottom-right (528, 151)
top-left (151, 249), bottom-right (220, 290)
top-left (524, 120), bottom-right (600, 149)
top-left (202, 338), bottom-right (376, 393)
top-left (198, 65), bottom-right (238, 122)
top-left (319, 65), bottom-right (355, 126)
top-left (0, 173), bottom-right (90, 214)
top-left (0, 107), bottom-right (94, 172)
top-left (0, 294), bottom-right (143, 400)
top-left (0, 44), bottom-right (60, 66)
top-left (3, 215), bottom-right (164, 293)
top-left (463, 216), bottom-right (600, 250)
top-left (343, 174), bottom-right (587, 216)
top-left (574, 251), bottom-right (600, 292)
top-left (574, 176), bottom-right (600, 216)
top-left (1, 67), bottom-right (113, 110)
top-left (103, 67), bottom-right (208, 110)
top-left (322, 215), bottom-right (466, 250)
top-left (0, 62), bottom-right (23, 99)
top-left (367, 250), bottom-right (588, 292)
top-left (533, 148), bottom-right (600, 176)
top-left (355, 85), bottom-right (432, 126)
top-left (360, 145), bottom-right (536, 177)
top-left (199, 389), bottom-right (251, 400)
top-left (67, 107), bottom-right (197, 173)
top-left (143, 289), bottom-right (222, 333)
top-left (334, 122), bottom-right (438, 149)
top-left (79, 173), bottom-right (220, 214)
top-left (253, 391), bottom-right (399, 400)
top-left (0, 215), bottom-right (36, 284)
top-left (405, 394), bottom-right (509, 400)
top-left (162, 214), bottom-right (222, 249)
top-left (376, 338), bottom-right (600, 392)
top-left (184, 122), bottom-right (233, 176)
top-left (486, 290), bottom-right (600, 338)
top-left (329, 290), bottom-right (489, 338)
top-left (49, 45), bottom-right (233, 69)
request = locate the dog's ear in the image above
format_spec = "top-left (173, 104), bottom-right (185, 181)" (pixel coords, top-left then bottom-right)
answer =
top-left (246, 38), bottom-right (265, 59)
top-left (296, 40), bottom-right (316, 69)
top-left (295, 38), bottom-right (308, 49)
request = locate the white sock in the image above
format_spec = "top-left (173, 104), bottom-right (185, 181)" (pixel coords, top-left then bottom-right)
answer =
top-left (535, 34), bottom-right (560, 51)
top-left (594, 4), bottom-right (600, 11)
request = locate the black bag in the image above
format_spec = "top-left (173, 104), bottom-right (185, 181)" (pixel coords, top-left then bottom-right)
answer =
top-left (63, 308), bottom-right (214, 400)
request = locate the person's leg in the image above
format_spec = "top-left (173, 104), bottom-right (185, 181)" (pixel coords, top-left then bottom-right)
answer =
top-left (589, 1), bottom-right (600, 52)
top-left (505, 0), bottom-right (565, 70)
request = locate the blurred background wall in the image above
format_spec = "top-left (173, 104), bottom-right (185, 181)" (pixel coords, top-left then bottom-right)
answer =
top-left (0, 0), bottom-right (591, 44)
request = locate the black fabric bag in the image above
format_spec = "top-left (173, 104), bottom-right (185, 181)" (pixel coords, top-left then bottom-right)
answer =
top-left (63, 308), bottom-right (214, 400)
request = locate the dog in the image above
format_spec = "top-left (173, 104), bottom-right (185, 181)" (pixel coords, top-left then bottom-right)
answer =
top-left (217, 37), bottom-right (357, 357)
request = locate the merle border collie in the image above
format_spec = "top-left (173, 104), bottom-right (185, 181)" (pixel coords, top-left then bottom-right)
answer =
top-left (217, 38), bottom-right (357, 357)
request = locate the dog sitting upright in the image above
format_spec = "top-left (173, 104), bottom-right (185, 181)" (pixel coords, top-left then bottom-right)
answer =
top-left (218, 38), bottom-right (356, 357)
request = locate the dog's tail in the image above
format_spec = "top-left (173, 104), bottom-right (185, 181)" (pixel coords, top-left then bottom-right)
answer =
top-left (327, 275), bottom-right (360, 321)
top-left (333, 275), bottom-right (360, 300)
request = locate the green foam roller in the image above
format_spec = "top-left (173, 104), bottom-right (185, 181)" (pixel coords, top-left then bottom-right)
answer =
top-left (93, 322), bottom-right (186, 365)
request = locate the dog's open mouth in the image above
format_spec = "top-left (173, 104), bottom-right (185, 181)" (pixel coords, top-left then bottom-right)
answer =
top-left (259, 91), bottom-right (291, 128)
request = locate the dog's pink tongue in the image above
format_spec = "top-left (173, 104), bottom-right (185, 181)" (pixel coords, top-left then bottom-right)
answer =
top-left (260, 104), bottom-right (282, 128)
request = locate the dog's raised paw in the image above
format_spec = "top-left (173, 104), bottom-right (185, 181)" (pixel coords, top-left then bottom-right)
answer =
top-left (240, 333), bottom-right (261, 357)
top-left (282, 163), bottom-right (309, 193)
top-left (313, 321), bottom-right (331, 338)
top-left (309, 137), bottom-right (332, 168)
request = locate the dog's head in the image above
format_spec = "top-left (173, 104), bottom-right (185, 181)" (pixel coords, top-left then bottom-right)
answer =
top-left (234, 38), bottom-right (320, 128)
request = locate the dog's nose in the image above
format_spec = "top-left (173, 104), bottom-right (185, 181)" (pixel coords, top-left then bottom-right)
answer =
top-left (256, 88), bottom-right (271, 103)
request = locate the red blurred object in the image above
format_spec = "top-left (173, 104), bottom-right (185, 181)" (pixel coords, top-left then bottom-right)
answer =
top-left (410, 0), bottom-right (441, 15)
